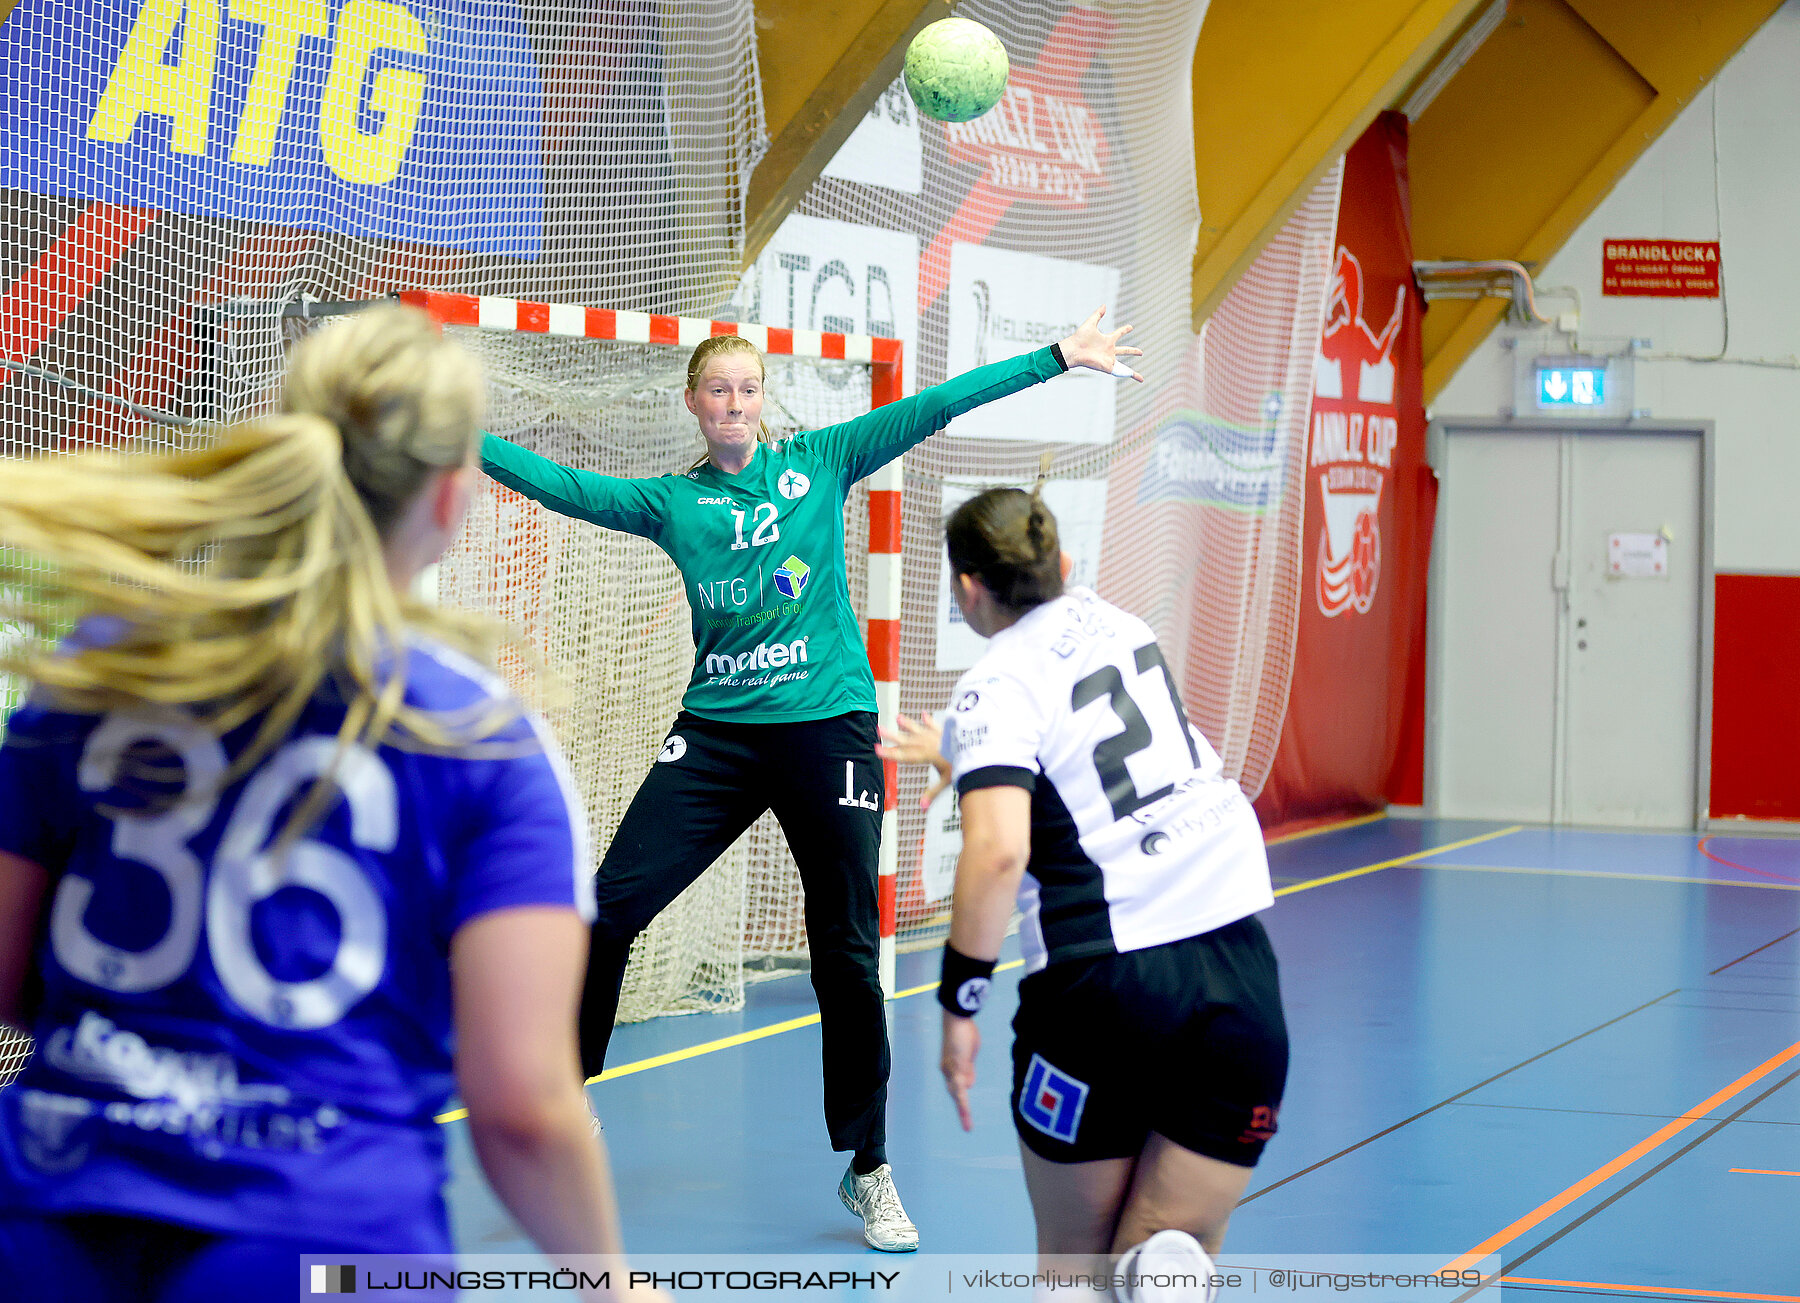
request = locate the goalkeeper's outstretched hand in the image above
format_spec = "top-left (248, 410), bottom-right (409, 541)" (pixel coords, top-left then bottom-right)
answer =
top-left (1059, 306), bottom-right (1145, 382)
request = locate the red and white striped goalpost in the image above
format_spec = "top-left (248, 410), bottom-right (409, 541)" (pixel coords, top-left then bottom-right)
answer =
top-left (399, 291), bottom-right (909, 997)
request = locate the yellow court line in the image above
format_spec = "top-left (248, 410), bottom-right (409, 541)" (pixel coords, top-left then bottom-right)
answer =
top-left (1272, 825), bottom-right (1523, 897)
top-left (1423, 862), bottom-right (1800, 892)
top-left (438, 827), bottom-right (1522, 1125)
top-left (434, 959), bottom-right (1028, 1126)
top-left (1502, 1277), bottom-right (1800, 1302)
top-left (1443, 1037), bottom-right (1800, 1274)
top-left (1263, 810), bottom-right (1387, 847)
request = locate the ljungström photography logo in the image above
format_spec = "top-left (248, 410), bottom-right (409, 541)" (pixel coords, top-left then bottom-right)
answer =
top-left (310, 1263), bottom-right (356, 1293)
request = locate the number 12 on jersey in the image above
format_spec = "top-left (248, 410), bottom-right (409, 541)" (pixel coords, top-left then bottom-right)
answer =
top-left (730, 503), bottom-right (780, 550)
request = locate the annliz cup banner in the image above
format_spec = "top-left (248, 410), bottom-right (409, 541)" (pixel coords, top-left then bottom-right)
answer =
top-left (1255, 111), bottom-right (1434, 828)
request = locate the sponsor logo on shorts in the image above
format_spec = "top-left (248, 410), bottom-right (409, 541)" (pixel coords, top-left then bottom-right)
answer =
top-left (777, 469), bottom-right (811, 499)
top-left (704, 637), bottom-right (809, 677)
top-left (657, 735), bottom-right (687, 764)
top-left (1019, 1053), bottom-right (1089, 1145)
top-left (1239, 1104), bottom-right (1280, 1146)
top-left (773, 554), bottom-right (810, 600)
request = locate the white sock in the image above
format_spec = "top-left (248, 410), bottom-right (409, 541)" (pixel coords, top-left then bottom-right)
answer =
top-left (1115, 1230), bottom-right (1218, 1303)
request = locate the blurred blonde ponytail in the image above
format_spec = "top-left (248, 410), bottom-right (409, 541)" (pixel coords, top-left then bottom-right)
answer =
top-left (0, 303), bottom-right (520, 833)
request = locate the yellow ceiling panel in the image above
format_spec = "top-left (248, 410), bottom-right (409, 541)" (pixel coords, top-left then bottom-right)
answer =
top-left (1189, 0), bottom-right (1489, 328)
top-left (746, 0), bottom-right (951, 261)
top-left (1411, 0), bottom-right (1655, 264)
top-left (1411, 0), bottom-right (1783, 399)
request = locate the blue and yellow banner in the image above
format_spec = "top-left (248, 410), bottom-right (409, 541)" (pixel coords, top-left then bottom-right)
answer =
top-left (1, 0), bottom-right (543, 256)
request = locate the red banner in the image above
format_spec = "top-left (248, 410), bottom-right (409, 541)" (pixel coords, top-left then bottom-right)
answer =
top-left (1254, 112), bottom-right (1434, 832)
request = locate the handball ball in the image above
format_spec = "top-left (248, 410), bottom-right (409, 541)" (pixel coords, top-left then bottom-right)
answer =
top-left (904, 17), bottom-right (1009, 123)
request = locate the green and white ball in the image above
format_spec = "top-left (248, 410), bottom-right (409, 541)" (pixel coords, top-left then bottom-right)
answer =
top-left (904, 17), bottom-right (1009, 123)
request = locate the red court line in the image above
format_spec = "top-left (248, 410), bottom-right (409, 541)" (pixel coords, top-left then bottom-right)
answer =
top-left (1443, 1037), bottom-right (1800, 1273)
top-left (1503, 1277), bottom-right (1800, 1302)
top-left (1697, 836), bottom-right (1800, 886)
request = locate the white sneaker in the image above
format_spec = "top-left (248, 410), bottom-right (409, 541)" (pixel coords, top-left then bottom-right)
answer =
top-left (837, 1163), bottom-right (919, 1252)
top-left (1115, 1229), bottom-right (1218, 1303)
top-left (583, 1093), bottom-right (603, 1138)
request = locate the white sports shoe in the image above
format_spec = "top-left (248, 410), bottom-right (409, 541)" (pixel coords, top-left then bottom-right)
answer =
top-left (837, 1163), bottom-right (919, 1252)
top-left (583, 1093), bottom-right (603, 1138)
top-left (1115, 1229), bottom-right (1219, 1303)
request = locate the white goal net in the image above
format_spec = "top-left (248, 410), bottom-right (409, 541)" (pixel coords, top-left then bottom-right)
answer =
top-left (428, 306), bottom-right (884, 1021)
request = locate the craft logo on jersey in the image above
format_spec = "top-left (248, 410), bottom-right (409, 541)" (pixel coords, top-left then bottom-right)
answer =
top-left (1019, 1053), bottom-right (1088, 1144)
top-left (1311, 247), bottom-right (1402, 618)
top-left (777, 470), bottom-right (811, 500)
top-left (773, 555), bottom-right (811, 600)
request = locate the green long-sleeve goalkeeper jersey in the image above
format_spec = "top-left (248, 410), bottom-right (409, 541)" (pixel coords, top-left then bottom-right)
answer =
top-left (480, 345), bottom-right (1069, 724)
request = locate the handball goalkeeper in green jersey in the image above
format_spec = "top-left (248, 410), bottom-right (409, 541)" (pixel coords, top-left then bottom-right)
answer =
top-left (480, 307), bottom-right (1142, 1252)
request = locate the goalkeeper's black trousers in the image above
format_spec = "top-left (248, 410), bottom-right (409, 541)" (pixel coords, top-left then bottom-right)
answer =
top-left (576, 709), bottom-right (889, 1155)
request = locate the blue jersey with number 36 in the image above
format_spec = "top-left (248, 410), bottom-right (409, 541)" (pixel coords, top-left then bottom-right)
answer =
top-left (0, 639), bottom-right (593, 1252)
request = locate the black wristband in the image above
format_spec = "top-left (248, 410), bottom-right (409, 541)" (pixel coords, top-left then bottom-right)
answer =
top-left (1049, 341), bottom-right (1069, 372)
top-left (938, 944), bottom-right (998, 1017)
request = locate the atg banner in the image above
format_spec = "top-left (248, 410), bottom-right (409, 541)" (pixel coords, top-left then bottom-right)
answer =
top-left (0, 0), bottom-right (543, 256)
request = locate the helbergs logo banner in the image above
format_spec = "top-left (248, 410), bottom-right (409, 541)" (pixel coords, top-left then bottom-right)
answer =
top-left (772, 555), bottom-right (810, 600)
top-left (0, 0), bottom-right (544, 256)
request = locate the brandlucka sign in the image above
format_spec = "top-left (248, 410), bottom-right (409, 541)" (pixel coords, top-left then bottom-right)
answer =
top-left (1602, 239), bottom-right (1722, 298)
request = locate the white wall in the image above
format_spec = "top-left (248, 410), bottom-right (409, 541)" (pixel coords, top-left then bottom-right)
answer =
top-left (1433, 1), bottom-right (1800, 572)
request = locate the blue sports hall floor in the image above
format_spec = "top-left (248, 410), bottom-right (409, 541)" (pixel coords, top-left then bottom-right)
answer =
top-left (442, 818), bottom-right (1800, 1299)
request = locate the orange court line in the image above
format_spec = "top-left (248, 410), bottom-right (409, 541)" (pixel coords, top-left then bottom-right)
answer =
top-left (1503, 1277), bottom-right (1800, 1302)
top-left (1729, 1167), bottom-right (1800, 1176)
top-left (1443, 1036), bottom-right (1800, 1274)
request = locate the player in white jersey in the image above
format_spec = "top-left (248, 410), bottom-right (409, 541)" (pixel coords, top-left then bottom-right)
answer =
top-left (883, 486), bottom-right (1287, 1302)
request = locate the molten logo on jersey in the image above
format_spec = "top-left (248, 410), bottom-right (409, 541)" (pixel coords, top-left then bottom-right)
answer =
top-left (773, 555), bottom-right (811, 600)
top-left (1311, 246), bottom-right (1402, 618)
top-left (1018, 1053), bottom-right (1088, 1145)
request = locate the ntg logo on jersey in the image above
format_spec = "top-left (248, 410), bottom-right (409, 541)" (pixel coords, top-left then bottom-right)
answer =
top-left (705, 636), bottom-right (810, 676)
top-left (773, 554), bottom-right (810, 600)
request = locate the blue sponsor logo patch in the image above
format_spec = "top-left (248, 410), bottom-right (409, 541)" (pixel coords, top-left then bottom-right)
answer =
top-left (1018, 1053), bottom-right (1089, 1145)
top-left (773, 554), bottom-right (810, 600)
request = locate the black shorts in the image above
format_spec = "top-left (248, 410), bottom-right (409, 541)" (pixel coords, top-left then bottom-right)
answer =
top-left (1009, 914), bottom-right (1288, 1167)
